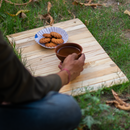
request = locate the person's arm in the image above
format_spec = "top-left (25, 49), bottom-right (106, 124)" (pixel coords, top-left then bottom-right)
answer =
top-left (0, 31), bottom-right (85, 104)
top-left (0, 31), bottom-right (62, 104)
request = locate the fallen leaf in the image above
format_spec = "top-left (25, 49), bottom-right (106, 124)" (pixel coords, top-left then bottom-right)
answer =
top-left (45, 21), bottom-right (50, 25)
top-left (106, 100), bottom-right (130, 111)
top-left (19, 12), bottom-right (27, 19)
top-left (124, 10), bottom-right (130, 16)
top-left (85, 20), bottom-right (89, 26)
top-left (102, 3), bottom-right (107, 7)
top-left (39, 13), bottom-right (54, 26)
top-left (88, 0), bottom-right (92, 4)
top-left (68, 10), bottom-right (75, 19)
top-left (47, 2), bottom-right (52, 13)
top-left (72, 1), bottom-right (80, 6)
top-left (72, 0), bottom-right (102, 8)
top-left (6, 10), bottom-right (29, 17)
top-left (16, 10), bottom-right (30, 16)
top-left (32, 0), bottom-right (39, 2)
top-left (38, 1), bottom-right (54, 26)
top-left (106, 90), bottom-right (130, 111)
top-left (37, 14), bottom-right (44, 20)
top-left (63, 0), bottom-right (66, 4)
top-left (112, 89), bottom-right (129, 107)
top-left (5, 0), bottom-right (32, 6)
top-left (6, 12), bottom-right (16, 17)
top-left (48, 14), bottom-right (54, 26)
top-left (0, 0), bottom-right (3, 8)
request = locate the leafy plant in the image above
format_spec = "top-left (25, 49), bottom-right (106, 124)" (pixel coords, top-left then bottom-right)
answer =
top-left (77, 93), bottom-right (111, 129)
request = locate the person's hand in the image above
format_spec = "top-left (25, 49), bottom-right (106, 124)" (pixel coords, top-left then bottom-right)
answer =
top-left (59, 53), bottom-right (85, 81)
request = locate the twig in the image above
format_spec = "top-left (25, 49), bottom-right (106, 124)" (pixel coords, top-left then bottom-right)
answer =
top-left (73, 1), bottom-right (102, 8)
top-left (5, 0), bottom-right (32, 6)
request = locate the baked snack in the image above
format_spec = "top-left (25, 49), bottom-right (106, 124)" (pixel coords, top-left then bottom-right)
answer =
top-left (51, 38), bottom-right (64, 44)
top-left (45, 42), bottom-right (57, 47)
top-left (39, 38), bottom-right (51, 44)
top-left (43, 33), bottom-right (52, 38)
top-left (50, 32), bottom-right (62, 39)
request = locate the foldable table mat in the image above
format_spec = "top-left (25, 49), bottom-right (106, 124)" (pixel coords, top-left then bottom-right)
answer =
top-left (7, 18), bottom-right (129, 96)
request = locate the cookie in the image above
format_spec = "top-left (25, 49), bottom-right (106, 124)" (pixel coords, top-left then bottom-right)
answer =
top-left (39, 38), bottom-right (51, 44)
top-left (45, 42), bottom-right (57, 47)
top-left (50, 32), bottom-right (62, 39)
top-left (51, 38), bottom-right (64, 44)
top-left (43, 33), bottom-right (52, 38)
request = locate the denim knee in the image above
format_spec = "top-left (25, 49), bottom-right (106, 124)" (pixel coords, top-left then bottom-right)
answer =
top-left (0, 91), bottom-right (81, 130)
top-left (44, 91), bottom-right (82, 127)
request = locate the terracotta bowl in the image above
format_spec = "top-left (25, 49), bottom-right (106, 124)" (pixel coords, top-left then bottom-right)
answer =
top-left (55, 43), bottom-right (83, 62)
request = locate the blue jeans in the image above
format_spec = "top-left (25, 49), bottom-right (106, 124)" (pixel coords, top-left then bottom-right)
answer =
top-left (0, 91), bottom-right (81, 130)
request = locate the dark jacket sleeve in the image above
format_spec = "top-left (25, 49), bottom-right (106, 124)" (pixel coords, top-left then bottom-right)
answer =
top-left (0, 31), bottom-right (62, 104)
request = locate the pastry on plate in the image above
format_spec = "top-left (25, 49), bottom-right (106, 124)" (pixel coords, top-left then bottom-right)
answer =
top-left (51, 38), bottom-right (64, 44)
top-left (50, 32), bottom-right (62, 39)
top-left (39, 38), bottom-right (51, 44)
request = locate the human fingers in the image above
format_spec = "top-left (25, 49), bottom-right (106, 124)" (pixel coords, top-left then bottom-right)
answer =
top-left (78, 53), bottom-right (85, 63)
top-left (68, 53), bottom-right (78, 60)
top-left (58, 62), bottom-right (62, 69)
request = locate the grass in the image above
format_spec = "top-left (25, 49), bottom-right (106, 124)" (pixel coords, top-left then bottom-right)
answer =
top-left (1, 0), bottom-right (130, 129)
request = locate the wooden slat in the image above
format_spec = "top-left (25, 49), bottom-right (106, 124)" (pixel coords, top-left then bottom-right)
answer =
top-left (7, 18), bottom-right (129, 96)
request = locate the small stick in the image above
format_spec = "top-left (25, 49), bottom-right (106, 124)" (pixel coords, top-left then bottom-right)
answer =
top-left (5, 0), bottom-right (32, 6)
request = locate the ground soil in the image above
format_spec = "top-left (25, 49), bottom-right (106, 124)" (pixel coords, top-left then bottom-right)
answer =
top-left (79, 1), bottom-right (130, 129)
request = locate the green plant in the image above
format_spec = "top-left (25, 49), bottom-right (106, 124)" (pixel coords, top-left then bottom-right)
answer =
top-left (1, 0), bottom-right (130, 129)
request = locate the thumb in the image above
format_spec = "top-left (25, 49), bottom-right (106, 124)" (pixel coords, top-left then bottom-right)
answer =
top-left (78, 53), bottom-right (85, 62)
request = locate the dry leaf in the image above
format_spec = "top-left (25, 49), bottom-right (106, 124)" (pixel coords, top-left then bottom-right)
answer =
top-left (5, 0), bottom-right (32, 6)
top-left (42, 13), bottom-right (50, 20)
top-left (72, 0), bottom-right (102, 8)
top-left (19, 12), bottom-right (27, 19)
top-left (88, 0), bottom-right (92, 4)
top-left (16, 10), bottom-right (30, 16)
top-left (106, 90), bottom-right (130, 111)
top-left (48, 14), bottom-right (54, 26)
top-left (63, 0), bottom-right (66, 4)
top-left (6, 10), bottom-right (29, 17)
top-left (124, 10), bottom-right (130, 16)
top-left (111, 89), bottom-right (128, 107)
top-left (37, 14), bottom-right (44, 20)
top-left (6, 12), bottom-right (16, 17)
top-left (39, 13), bottom-right (54, 26)
top-left (47, 2), bottom-right (52, 13)
top-left (85, 20), bottom-right (89, 26)
top-left (106, 100), bottom-right (130, 111)
top-left (38, 1), bottom-right (54, 26)
top-left (68, 10), bottom-right (75, 19)
top-left (102, 3), bottom-right (107, 7)
top-left (32, 0), bottom-right (39, 2)
top-left (0, 0), bottom-right (3, 8)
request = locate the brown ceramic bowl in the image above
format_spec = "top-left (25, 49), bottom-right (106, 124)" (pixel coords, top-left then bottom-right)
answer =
top-left (55, 43), bottom-right (83, 62)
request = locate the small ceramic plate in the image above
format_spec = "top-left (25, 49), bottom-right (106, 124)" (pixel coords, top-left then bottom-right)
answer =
top-left (35, 27), bottom-right (68, 49)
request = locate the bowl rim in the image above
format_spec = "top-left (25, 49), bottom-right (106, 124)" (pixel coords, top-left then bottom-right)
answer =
top-left (55, 42), bottom-right (83, 57)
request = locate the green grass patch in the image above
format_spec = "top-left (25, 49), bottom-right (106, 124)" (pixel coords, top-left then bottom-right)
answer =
top-left (1, 0), bottom-right (130, 129)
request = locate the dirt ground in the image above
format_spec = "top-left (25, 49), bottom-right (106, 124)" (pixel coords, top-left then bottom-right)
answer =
top-left (100, 0), bottom-right (130, 39)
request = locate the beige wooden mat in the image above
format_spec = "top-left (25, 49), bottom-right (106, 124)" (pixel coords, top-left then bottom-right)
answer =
top-left (7, 18), bottom-right (129, 96)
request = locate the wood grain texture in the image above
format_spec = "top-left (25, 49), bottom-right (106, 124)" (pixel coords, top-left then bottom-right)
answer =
top-left (7, 18), bottom-right (129, 96)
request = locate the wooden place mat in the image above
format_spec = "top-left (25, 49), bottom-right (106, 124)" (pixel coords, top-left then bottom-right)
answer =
top-left (7, 18), bottom-right (129, 96)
